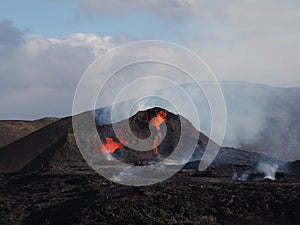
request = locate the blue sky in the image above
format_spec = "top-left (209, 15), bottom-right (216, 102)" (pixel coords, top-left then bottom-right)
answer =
top-left (0, 0), bottom-right (77, 36)
top-left (0, 0), bottom-right (188, 42)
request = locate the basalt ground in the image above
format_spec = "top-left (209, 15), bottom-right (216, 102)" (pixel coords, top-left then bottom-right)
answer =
top-left (0, 168), bottom-right (299, 225)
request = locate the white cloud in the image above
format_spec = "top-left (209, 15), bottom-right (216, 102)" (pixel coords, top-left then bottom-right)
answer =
top-left (0, 20), bottom-right (115, 119)
top-left (48, 33), bottom-right (114, 56)
top-left (1, 33), bottom-right (113, 89)
top-left (0, 20), bottom-right (194, 120)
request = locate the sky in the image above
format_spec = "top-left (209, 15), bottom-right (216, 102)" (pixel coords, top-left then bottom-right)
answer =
top-left (0, 0), bottom-right (188, 41)
top-left (0, 0), bottom-right (300, 119)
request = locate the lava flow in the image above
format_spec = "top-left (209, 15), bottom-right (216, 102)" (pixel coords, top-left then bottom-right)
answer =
top-left (100, 137), bottom-right (124, 154)
top-left (153, 135), bottom-right (160, 156)
top-left (97, 110), bottom-right (168, 157)
top-left (150, 110), bottom-right (167, 156)
top-left (150, 110), bottom-right (167, 130)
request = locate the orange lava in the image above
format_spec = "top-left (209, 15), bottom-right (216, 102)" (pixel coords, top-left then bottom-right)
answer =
top-left (100, 137), bottom-right (124, 154)
top-left (153, 135), bottom-right (159, 156)
top-left (97, 110), bottom-right (168, 157)
top-left (150, 111), bottom-right (167, 130)
top-left (150, 110), bottom-right (167, 156)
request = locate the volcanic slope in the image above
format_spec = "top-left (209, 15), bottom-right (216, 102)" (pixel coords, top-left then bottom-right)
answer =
top-left (0, 117), bottom-right (58, 148)
top-left (0, 108), bottom-right (287, 174)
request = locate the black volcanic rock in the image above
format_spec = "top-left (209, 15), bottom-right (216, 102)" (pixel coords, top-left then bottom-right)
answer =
top-left (0, 170), bottom-right (299, 225)
top-left (283, 160), bottom-right (300, 173)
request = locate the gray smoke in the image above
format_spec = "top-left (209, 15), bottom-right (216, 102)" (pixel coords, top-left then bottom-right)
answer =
top-left (95, 81), bottom-right (300, 161)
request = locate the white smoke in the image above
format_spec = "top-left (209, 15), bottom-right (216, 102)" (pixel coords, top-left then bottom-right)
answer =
top-left (187, 0), bottom-right (300, 87)
top-left (232, 169), bottom-right (251, 181)
top-left (103, 153), bottom-right (114, 161)
top-left (232, 169), bottom-right (238, 180)
top-left (257, 162), bottom-right (278, 181)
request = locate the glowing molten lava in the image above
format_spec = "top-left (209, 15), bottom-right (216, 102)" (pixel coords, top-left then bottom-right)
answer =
top-left (100, 137), bottom-right (124, 154)
top-left (150, 110), bottom-right (167, 130)
top-left (97, 110), bottom-right (168, 158)
top-left (153, 135), bottom-right (160, 156)
top-left (150, 110), bottom-right (167, 156)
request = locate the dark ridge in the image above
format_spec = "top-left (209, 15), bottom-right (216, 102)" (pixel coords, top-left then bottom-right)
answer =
top-left (0, 117), bottom-right (59, 148)
top-left (0, 117), bottom-right (72, 173)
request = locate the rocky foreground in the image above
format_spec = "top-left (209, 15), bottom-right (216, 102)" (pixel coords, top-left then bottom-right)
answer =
top-left (0, 167), bottom-right (299, 225)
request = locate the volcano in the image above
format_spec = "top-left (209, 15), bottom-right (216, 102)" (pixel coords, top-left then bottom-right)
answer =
top-left (0, 108), bottom-right (299, 225)
top-left (0, 107), bottom-right (286, 173)
top-left (95, 107), bottom-right (207, 166)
